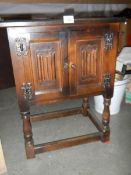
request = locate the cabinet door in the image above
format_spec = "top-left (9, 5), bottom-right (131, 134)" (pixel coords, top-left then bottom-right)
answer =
top-left (69, 30), bottom-right (103, 95)
top-left (29, 30), bottom-right (70, 103)
top-left (7, 27), bottom-right (69, 104)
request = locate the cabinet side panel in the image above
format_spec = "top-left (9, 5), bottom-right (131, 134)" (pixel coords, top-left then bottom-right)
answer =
top-left (7, 28), bottom-right (29, 111)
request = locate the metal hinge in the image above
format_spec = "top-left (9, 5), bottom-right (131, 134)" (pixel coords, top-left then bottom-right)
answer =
top-left (15, 37), bottom-right (28, 56)
top-left (15, 34), bottom-right (30, 56)
top-left (104, 32), bottom-right (113, 50)
top-left (103, 74), bottom-right (111, 88)
top-left (21, 82), bottom-right (33, 100)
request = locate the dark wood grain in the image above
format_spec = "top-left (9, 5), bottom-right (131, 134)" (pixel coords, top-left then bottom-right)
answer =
top-left (6, 17), bottom-right (120, 158)
top-left (34, 132), bottom-right (101, 154)
top-left (31, 107), bottom-right (81, 122)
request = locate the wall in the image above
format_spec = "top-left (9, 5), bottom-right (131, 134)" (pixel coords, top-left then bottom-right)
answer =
top-left (0, 3), bottom-right (128, 16)
top-left (0, 0), bottom-right (130, 3)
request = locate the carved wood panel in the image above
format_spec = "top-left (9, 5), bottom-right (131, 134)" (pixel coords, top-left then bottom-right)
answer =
top-left (80, 43), bottom-right (97, 78)
top-left (30, 41), bottom-right (62, 93)
top-left (69, 29), bottom-right (104, 95)
top-left (35, 47), bottom-right (56, 82)
top-left (77, 39), bottom-right (102, 85)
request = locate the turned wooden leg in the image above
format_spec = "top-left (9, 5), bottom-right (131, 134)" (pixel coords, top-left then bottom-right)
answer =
top-left (81, 97), bottom-right (89, 116)
top-left (101, 97), bottom-right (111, 142)
top-left (21, 112), bottom-right (35, 159)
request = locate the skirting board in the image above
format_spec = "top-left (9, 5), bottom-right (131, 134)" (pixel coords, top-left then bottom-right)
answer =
top-left (0, 139), bottom-right (7, 174)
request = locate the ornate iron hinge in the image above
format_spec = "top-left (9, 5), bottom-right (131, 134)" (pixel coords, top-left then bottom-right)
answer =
top-left (15, 37), bottom-right (28, 56)
top-left (103, 74), bottom-right (111, 88)
top-left (104, 32), bottom-right (113, 50)
top-left (21, 82), bottom-right (33, 100)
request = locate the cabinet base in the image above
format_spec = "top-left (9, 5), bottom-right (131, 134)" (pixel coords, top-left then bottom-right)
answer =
top-left (23, 105), bottom-right (110, 159)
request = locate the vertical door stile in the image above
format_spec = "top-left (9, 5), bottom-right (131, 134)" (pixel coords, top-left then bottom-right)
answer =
top-left (69, 31), bottom-right (77, 95)
top-left (60, 31), bottom-right (70, 95)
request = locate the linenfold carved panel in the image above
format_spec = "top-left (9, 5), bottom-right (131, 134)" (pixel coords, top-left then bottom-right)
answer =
top-left (30, 41), bottom-right (62, 92)
top-left (77, 39), bottom-right (101, 85)
top-left (80, 44), bottom-right (97, 79)
top-left (36, 48), bottom-right (56, 82)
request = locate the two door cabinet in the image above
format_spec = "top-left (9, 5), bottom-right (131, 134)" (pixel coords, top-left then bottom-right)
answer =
top-left (7, 18), bottom-right (121, 158)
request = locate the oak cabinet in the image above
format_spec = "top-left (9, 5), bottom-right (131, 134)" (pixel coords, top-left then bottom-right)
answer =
top-left (8, 23), bottom-right (118, 102)
top-left (7, 18), bottom-right (120, 158)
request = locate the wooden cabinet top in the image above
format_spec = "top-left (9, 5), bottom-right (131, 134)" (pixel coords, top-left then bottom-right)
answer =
top-left (0, 15), bottom-right (126, 28)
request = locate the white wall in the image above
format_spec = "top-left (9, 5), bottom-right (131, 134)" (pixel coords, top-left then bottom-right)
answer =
top-left (0, 3), bottom-right (128, 16)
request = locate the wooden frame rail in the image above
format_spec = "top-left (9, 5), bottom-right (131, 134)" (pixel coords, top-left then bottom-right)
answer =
top-left (29, 106), bottom-right (104, 157)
